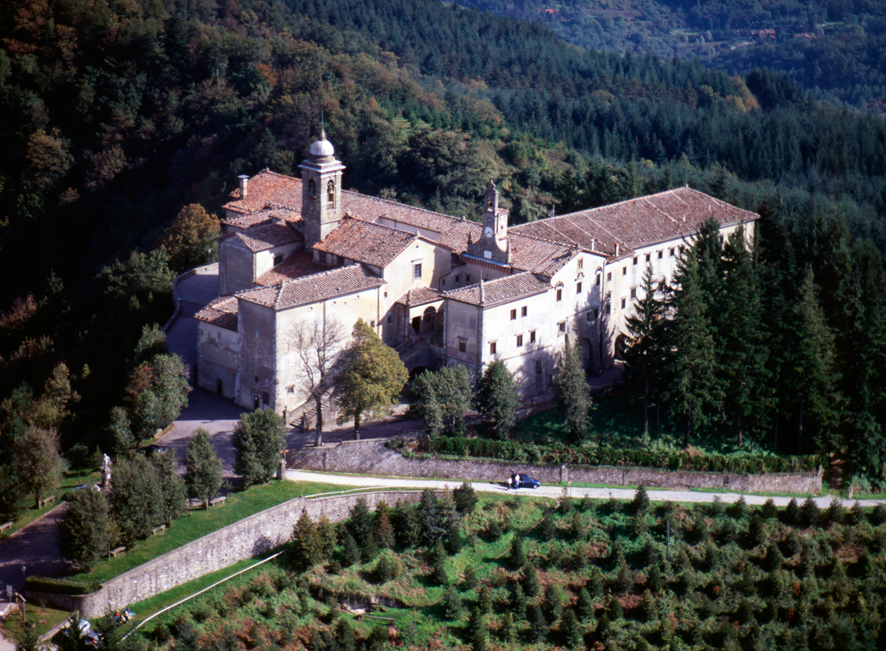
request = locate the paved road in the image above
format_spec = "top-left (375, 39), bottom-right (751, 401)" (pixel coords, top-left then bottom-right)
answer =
top-left (286, 469), bottom-right (885, 509)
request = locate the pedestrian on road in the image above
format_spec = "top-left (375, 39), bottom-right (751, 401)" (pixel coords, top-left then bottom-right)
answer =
top-left (507, 474), bottom-right (512, 490)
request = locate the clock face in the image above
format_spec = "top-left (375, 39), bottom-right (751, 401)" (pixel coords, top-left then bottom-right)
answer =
top-left (484, 226), bottom-right (493, 238)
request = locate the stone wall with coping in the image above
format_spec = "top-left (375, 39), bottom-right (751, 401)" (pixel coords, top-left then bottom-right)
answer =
top-left (289, 438), bottom-right (822, 495)
top-left (27, 490), bottom-right (424, 618)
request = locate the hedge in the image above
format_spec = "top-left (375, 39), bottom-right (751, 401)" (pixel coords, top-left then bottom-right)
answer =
top-left (25, 576), bottom-right (102, 595)
top-left (413, 437), bottom-right (819, 474)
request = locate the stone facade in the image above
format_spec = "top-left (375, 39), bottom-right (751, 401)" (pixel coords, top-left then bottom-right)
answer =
top-left (27, 491), bottom-right (425, 618)
top-left (195, 134), bottom-right (760, 416)
top-left (290, 438), bottom-right (822, 495)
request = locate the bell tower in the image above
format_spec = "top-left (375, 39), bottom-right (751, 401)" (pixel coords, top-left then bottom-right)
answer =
top-left (300, 130), bottom-right (345, 248)
top-left (468, 179), bottom-right (509, 265)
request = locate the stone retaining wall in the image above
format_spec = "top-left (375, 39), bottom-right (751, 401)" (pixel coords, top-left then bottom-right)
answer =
top-left (26, 490), bottom-right (423, 618)
top-left (290, 439), bottom-right (822, 495)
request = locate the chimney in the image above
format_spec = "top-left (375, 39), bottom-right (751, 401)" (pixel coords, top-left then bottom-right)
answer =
top-left (479, 276), bottom-right (485, 306)
top-left (615, 242), bottom-right (620, 256)
top-left (238, 175), bottom-right (249, 199)
top-left (590, 238), bottom-right (596, 253)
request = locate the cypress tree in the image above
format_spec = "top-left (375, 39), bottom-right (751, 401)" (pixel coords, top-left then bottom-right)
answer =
top-left (561, 608), bottom-right (584, 650)
top-left (555, 340), bottom-right (590, 443)
top-left (523, 562), bottom-right (540, 597)
top-left (475, 360), bottom-right (520, 440)
top-left (527, 603), bottom-right (547, 643)
top-left (577, 587), bottom-right (595, 621)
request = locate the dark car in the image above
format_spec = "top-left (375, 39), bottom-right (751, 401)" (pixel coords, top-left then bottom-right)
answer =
top-left (514, 475), bottom-right (541, 489)
top-left (139, 444), bottom-right (170, 458)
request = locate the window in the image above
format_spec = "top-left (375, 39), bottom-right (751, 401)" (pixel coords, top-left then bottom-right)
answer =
top-left (384, 292), bottom-right (388, 298)
top-left (645, 253), bottom-right (651, 262)
top-left (529, 330), bottom-right (536, 344)
top-left (413, 263), bottom-right (422, 280)
top-left (621, 298), bottom-right (626, 309)
top-left (593, 308), bottom-right (599, 320)
top-left (633, 257), bottom-right (638, 265)
top-left (286, 385), bottom-right (294, 394)
top-left (262, 391), bottom-right (270, 405)
top-left (458, 338), bottom-right (467, 353)
top-left (535, 360), bottom-right (543, 374)
top-left (630, 288), bottom-right (636, 299)
top-left (516, 334), bottom-right (523, 347)
top-left (370, 320), bottom-right (376, 328)
top-left (455, 275), bottom-right (461, 282)
top-left (466, 274), bottom-right (472, 282)
top-left (273, 254), bottom-right (283, 266)
top-left (605, 304), bottom-right (611, 315)
top-left (587, 311), bottom-right (592, 321)
top-left (577, 282), bottom-right (582, 294)
top-left (607, 272), bottom-right (612, 282)
top-left (669, 248), bottom-right (675, 257)
top-left (596, 274), bottom-right (601, 286)
top-left (490, 341), bottom-right (497, 354)
top-left (556, 284), bottom-right (563, 301)
top-left (441, 278), bottom-right (446, 287)
top-left (387, 314), bottom-right (393, 325)
top-left (658, 250), bottom-right (663, 259)
top-left (558, 322), bottom-right (566, 334)
top-left (622, 267), bottom-right (627, 276)
top-left (521, 306), bottom-right (527, 317)
top-left (308, 179), bottom-right (316, 202)
top-left (510, 309), bottom-right (517, 320)
top-left (578, 258), bottom-right (584, 270)
top-left (327, 180), bottom-right (335, 207)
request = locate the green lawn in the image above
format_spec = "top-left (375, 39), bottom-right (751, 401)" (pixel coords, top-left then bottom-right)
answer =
top-left (0, 470), bottom-right (102, 541)
top-left (66, 480), bottom-right (367, 584)
top-left (0, 602), bottom-right (70, 641)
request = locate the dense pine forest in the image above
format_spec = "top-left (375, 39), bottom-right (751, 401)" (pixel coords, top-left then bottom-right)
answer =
top-left (453, 0), bottom-right (886, 113)
top-left (2, 0), bottom-right (886, 498)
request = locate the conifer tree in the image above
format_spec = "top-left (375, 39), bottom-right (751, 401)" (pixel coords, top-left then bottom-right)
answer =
top-left (232, 409), bottom-right (285, 488)
top-left (789, 269), bottom-right (839, 454)
top-left (443, 586), bottom-right (463, 620)
top-left (317, 513), bottom-right (337, 559)
top-left (523, 561), bottom-right (540, 597)
top-left (184, 428), bottom-right (223, 509)
top-left (475, 360), bottom-right (520, 439)
top-left (623, 264), bottom-right (667, 443)
top-left (335, 319), bottom-right (408, 439)
top-left (292, 509), bottom-right (322, 569)
top-left (342, 532), bottom-right (360, 566)
top-left (666, 248), bottom-right (722, 446)
top-left (408, 365), bottom-right (473, 436)
top-left (527, 603), bottom-right (547, 643)
top-left (554, 340), bottom-right (590, 442)
top-left (720, 226), bottom-right (770, 446)
top-left (562, 608), bottom-right (584, 650)
top-left (58, 488), bottom-right (109, 571)
top-left (152, 448), bottom-right (185, 526)
top-left (577, 586), bottom-right (595, 621)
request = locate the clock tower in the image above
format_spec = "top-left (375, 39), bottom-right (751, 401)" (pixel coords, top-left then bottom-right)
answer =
top-left (467, 179), bottom-right (510, 265)
top-left (300, 130), bottom-right (345, 248)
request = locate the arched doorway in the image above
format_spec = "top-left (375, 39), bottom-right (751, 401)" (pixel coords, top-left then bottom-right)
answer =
top-left (422, 306), bottom-right (437, 334)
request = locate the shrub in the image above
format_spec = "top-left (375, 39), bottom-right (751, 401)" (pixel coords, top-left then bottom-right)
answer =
top-left (800, 498), bottom-right (820, 527)
top-left (631, 486), bottom-right (651, 514)
top-left (453, 482), bottom-right (478, 513)
top-left (761, 498), bottom-right (778, 519)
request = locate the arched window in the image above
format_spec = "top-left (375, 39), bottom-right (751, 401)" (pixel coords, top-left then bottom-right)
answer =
top-left (308, 179), bottom-right (316, 202)
top-left (327, 180), bottom-right (335, 207)
top-left (555, 282), bottom-right (564, 302)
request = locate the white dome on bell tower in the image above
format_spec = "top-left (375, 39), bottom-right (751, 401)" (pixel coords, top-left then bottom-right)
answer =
top-left (309, 130), bottom-right (335, 158)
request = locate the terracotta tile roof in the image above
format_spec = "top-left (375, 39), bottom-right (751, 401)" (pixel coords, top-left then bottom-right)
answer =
top-left (229, 223), bottom-right (302, 252)
top-left (511, 187), bottom-right (758, 255)
top-left (314, 218), bottom-right (417, 268)
top-left (442, 272), bottom-right (550, 308)
top-left (223, 171), bottom-right (303, 214)
top-left (224, 171), bottom-right (459, 233)
top-left (508, 233), bottom-right (578, 277)
top-left (237, 264), bottom-right (385, 311)
top-left (194, 296), bottom-right (239, 331)
top-left (254, 249), bottom-right (328, 287)
top-left (223, 205), bottom-right (302, 230)
top-left (396, 287), bottom-right (443, 307)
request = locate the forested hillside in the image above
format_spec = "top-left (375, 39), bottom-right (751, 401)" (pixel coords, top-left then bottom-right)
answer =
top-left (2, 0), bottom-right (886, 490)
top-left (453, 0), bottom-right (886, 112)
